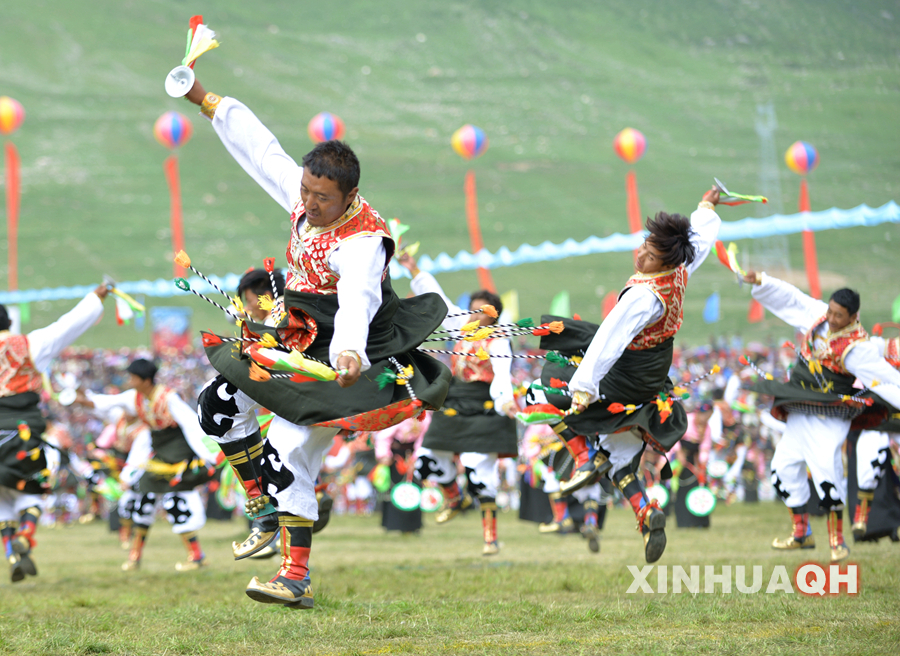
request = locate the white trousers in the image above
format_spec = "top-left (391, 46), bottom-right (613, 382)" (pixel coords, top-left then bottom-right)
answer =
top-left (770, 413), bottom-right (850, 509)
top-left (416, 448), bottom-right (499, 499)
top-left (856, 430), bottom-right (892, 490)
top-left (596, 428), bottom-right (645, 477)
top-left (121, 489), bottom-right (207, 534)
top-left (0, 490), bottom-right (42, 523)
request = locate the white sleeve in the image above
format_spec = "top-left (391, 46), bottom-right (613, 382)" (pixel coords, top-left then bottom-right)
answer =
top-left (86, 389), bottom-right (139, 417)
top-left (845, 340), bottom-right (900, 410)
top-left (751, 273), bottom-right (828, 334)
top-left (27, 293), bottom-right (104, 371)
top-left (568, 287), bottom-right (664, 403)
top-left (121, 427), bottom-right (152, 486)
top-left (724, 374), bottom-right (742, 405)
top-left (488, 339), bottom-right (515, 412)
top-left (167, 393), bottom-right (218, 463)
top-left (328, 236), bottom-right (387, 371)
top-left (685, 206), bottom-right (722, 278)
top-left (210, 97), bottom-right (303, 213)
top-left (708, 406), bottom-right (723, 444)
top-left (410, 271), bottom-right (465, 331)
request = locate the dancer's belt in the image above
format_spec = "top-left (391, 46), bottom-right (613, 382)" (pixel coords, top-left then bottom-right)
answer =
top-left (144, 457), bottom-right (208, 477)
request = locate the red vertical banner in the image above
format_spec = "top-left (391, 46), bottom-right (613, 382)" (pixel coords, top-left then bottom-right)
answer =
top-left (798, 178), bottom-right (821, 299)
top-left (5, 142), bottom-right (20, 290)
top-left (164, 155), bottom-right (185, 279)
top-left (625, 169), bottom-right (642, 235)
top-left (747, 299), bottom-right (765, 323)
top-left (464, 170), bottom-right (495, 293)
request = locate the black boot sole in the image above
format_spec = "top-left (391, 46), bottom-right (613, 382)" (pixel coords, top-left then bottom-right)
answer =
top-left (588, 535), bottom-right (600, 553)
top-left (644, 511), bottom-right (667, 563)
top-left (245, 588), bottom-right (314, 609)
top-left (560, 458), bottom-right (612, 496)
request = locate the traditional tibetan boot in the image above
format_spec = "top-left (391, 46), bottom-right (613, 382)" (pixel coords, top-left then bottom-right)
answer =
top-left (581, 499), bottom-right (600, 553)
top-left (122, 524), bottom-right (149, 571)
top-left (2, 521), bottom-right (25, 583)
top-left (175, 531), bottom-right (207, 571)
top-left (559, 438), bottom-right (611, 496)
top-left (615, 469), bottom-right (666, 563)
top-left (827, 508), bottom-right (850, 563)
top-left (852, 490), bottom-right (874, 541)
top-left (312, 489), bottom-right (333, 534)
top-left (118, 517), bottom-right (133, 550)
top-left (219, 431), bottom-right (279, 559)
top-left (435, 481), bottom-right (473, 524)
top-left (245, 513), bottom-right (314, 609)
top-left (772, 506), bottom-right (815, 550)
top-left (539, 492), bottom-right (575, 534)
top-left (12, 506), bottom-right (39, 578)
top-left (481, 498), bottom-right (500, 556)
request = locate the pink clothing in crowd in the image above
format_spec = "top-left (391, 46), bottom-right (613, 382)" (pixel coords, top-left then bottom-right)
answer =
top-left (373, 413), bottom-right (432, 461)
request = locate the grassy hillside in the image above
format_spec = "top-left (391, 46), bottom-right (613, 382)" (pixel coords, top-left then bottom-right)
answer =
top-left (1, 0), bottom-right (899, 348)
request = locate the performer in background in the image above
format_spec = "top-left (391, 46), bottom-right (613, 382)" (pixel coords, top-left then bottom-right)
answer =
top-left (0, 285), bottom-right (109, 583)
top-left (76, 359), bottom-right (220, 572)
top-left (401, 254), bottom-right (518, 557)
top-left (184, 76), bottom-right (450, 608)
top-left (533, 188), bottom-right (721, 563)
top-left (742, 273), bottom-right (900, 562)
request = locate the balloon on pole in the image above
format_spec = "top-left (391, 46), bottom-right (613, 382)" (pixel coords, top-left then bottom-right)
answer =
top-left (613, 127), bottom-right (647, 243)
top-left (154, 112), bottom-right (193, 278)
top-left (308, 112), bottom-right (345, 143)
top-left (1, 96), bottom-right (25, 291)
top-left (452, 124), bottom-right (495, 292)
top-left (785, 140), bottom-right (821, 299)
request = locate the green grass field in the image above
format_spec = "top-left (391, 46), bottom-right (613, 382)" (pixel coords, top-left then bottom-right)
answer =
top-left (1, 502), bottom-right (898, 655)
top-left (1, 0), bottom-right (899, 348)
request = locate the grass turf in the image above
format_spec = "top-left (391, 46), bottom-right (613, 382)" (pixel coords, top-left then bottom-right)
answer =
top-left (1, 501), bottom-right (898, 655)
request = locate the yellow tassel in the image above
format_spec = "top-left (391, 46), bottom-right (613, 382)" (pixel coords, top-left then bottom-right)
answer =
top-left (673, 386), bottom-right (687, 396)
top-left (174, 250), bottom-right (192, 268)
top-left (465, 326), bottom-right (495, 341)
top-left (396, 365), bottom-right (415, 384)
top-left (711, 364), bottom-right (721, 374)
top-left (257, 294), bottom-right (275, 312)
top-left (870, 379), bottom-right (880, 388)
top-left (232, 296), bottom-right (246, 316)
top-left (17, 423), bottom-right (30, 441)
top-left (248, 362), bottom-right (272, 382)
top-left (476, 347), bottom-right (490, 361)
top-left (483, 400), bottom-right (494, 410)
top-left (624, 404), bottom-right (637, 415)
top-left (481, 305), bottom-right (498, 318)
top-left (570, 356), bottom-right (583, 366)
top-left (443, 408), bottom-right (458, 417)
top-left (461, 320), bottom-right (480, 333)
top-left (547, 321), bottom-right (565, 334)
top-left (258, 333), bottom-right (278, 349)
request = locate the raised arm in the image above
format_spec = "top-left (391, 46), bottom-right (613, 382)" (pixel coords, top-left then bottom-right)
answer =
top-left (685, 189), bottom-right (723, 279)
top-left (27, 286), bottom-right (107, 371)
top-left (186, 79), bottom-right (302, 212)
top-left (743, 271), bottom-right (827, 334)
top-left (844, 340), bottom-right (900, 410)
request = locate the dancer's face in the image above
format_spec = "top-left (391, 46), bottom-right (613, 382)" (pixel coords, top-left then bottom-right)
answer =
top-left (469, 299), bottom-right (496, 327)
top-left (242, 290), bottom-right (268, 322)
top-left (300, 170), bottom-right (358, 227)
top-left (825, 300), bottom-right (856, 334)
top-left (634, 239), bottom-right (667, 274)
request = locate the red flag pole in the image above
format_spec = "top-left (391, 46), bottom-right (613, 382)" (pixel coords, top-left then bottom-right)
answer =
top-left (164, 155), bottom-right (186, 278)
top-left (464, 170), bottom-right (495, 292)
top-left (625, 170), bottom-right (642, 235)
top-left (798, 178), bottom-right (821, 299)
top-left (5, 143), bottom-right (20, 291)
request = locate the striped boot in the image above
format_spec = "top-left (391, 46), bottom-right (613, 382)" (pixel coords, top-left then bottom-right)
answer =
top-left (245, 513), bottom-right (314, 609)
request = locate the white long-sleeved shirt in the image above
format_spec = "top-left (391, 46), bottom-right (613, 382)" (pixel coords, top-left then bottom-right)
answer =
top-left (751, 274), bottom-right (900, 410)
top-left (569, 206), bottom-right (722, 402)
top-left (86, 388), bottom-right (217, 463)
top-left (409, 271), bottom-right (515, 412)
top-left (17, 292), bottom-right (104, 371)
top-left (210, 97), bottom-right (384, 370)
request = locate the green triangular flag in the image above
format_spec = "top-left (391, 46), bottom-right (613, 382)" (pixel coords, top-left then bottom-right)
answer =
top-left (893, 293), bottom-right (900, 323)
top-left (549, 290), bottom-right (570, 317)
